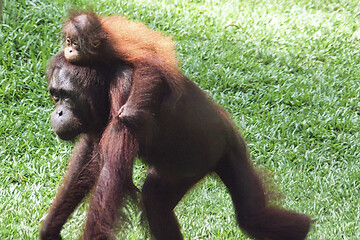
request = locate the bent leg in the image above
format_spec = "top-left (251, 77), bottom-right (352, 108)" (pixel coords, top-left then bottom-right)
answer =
top-left (141, 169), bottom-right (199, 240)
top-left (41, 136), bottom-right (100, 240)
top-left (216, 138), bottom-right (310, 240)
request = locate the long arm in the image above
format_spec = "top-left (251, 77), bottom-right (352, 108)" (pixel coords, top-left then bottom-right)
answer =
top-left (82, 67), bottom-right (139, 239)
top-left (117, 56), bottom-right (184, 131)
top-left (40, 135), bottom-right (101, 240)
top-left (83, 120), bottom-right (138, 239)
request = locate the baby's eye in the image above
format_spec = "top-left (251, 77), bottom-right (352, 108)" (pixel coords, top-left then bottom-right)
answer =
top-left (52, 95), bottom-right (59, 103)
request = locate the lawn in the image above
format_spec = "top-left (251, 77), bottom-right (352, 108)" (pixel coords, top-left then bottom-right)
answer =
top-left (1, 0), bottom-right (360, 239)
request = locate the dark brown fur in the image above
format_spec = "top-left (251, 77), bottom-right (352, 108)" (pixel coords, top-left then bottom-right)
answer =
top-left (41, 12), bottom-right (311, 240)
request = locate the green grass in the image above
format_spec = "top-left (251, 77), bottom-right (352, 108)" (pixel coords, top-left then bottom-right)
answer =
top-left (1, 0), bottom-right (360, 239)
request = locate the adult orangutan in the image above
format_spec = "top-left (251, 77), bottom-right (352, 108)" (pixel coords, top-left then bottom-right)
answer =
top-left (40, 11), bottom-right (311, 240)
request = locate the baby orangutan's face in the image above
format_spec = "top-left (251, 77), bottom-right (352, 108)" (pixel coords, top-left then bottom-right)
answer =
top-left (63, 22), bottom-right (83, 63)
top-left (63, 14), bottom-right (101, 64)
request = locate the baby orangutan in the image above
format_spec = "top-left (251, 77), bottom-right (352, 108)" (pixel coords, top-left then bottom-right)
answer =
top-left (63, 13), bottom-right (103, 63)
top-left (63, 11), bottom-right (182, 122)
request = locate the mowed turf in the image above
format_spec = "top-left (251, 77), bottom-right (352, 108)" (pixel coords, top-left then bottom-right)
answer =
top-left (0, 0), bottom-right (359, 239)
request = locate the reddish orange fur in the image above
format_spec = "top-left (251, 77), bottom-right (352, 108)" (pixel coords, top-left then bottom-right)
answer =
top-left (102, 16), bottom-right (179, 69)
